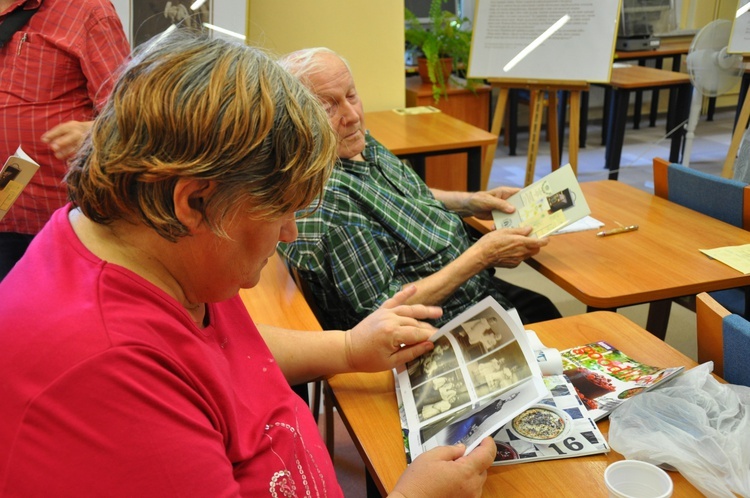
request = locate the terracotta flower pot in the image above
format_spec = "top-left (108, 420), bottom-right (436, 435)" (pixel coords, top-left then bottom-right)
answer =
top-left (416, 57), bottom-right (453, 84)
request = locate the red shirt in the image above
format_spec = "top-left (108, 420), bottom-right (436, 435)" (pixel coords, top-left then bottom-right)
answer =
top-left (0, 206), bottom-right (343, 497)
top-left (0, 0), bottom-right (130, 235)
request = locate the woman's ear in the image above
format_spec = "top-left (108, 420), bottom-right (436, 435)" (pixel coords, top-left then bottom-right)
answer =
top-left (173, 178), bottom-right (215, 232)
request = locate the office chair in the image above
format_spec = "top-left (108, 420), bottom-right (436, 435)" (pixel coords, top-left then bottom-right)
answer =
top-left (696, 292), bottom-right (750, 387)
top-left (653, 157), bottom-right (750, 317)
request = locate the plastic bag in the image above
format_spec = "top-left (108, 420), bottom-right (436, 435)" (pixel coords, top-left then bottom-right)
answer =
top-left (608, 362), bottom-right (750, 498)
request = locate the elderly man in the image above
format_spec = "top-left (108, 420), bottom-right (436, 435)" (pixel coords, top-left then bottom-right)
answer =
top-left (278, 47), bottom-right (561, 329)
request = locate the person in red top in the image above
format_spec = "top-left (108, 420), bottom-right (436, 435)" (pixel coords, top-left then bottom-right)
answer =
top-left (0, 31), bottom-right (496, 497)
top-left (0, 0), bottom-right (130, 279)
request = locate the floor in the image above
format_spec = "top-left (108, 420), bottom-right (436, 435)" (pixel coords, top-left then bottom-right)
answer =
top-left (326, 105), bottom-right (739, 497)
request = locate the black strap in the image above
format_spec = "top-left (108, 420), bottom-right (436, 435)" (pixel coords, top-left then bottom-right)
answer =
top-left (0, 4), bottom-right (40, 48)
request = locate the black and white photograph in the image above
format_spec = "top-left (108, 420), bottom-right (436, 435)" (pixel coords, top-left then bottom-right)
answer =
top-left (131, 0), bottom-right (212, 47)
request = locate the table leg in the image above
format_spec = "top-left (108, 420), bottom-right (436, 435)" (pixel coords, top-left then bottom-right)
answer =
top-left (601, 87), bottom-right (612, 146)
top-left (509, 89), bottom-right (518, 156)
top-left (557, 90), bottom-right (568, 160)
top-left (668, 83), bottom-right (691, 164)
top-left (649, 57), bottom-right (664, 127)
top-left (646, 300), bottom-right (671, 341)
top-left (633, 59), bottom-right (646, 129)
top-left (579, 90), bottom-right (589, 148)
top-left (568, 90), bottom-right (582, 176)
top-left (604, 88), bottom-right (630, 181)
top-left (467, 147), bottom-right (481, 191)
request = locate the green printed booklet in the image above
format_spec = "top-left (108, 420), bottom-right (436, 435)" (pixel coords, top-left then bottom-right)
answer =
top-left (492, 164), bottom-right (590, 238)
top-left (560, 341), bottom-right (684, 421)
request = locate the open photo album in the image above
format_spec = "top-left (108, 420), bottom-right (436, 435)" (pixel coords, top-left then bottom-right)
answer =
top-left (395, 297), bottom-right (548, 460)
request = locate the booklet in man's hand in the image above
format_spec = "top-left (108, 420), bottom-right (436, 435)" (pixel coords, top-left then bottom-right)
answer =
top-left (395, 297), bottom-right (548, 460)
top-left (0, 147), bottom-right (40, 222)
top-left (492, 164), bottom-right (590, 238)
top-left (560, 341), bottom-right (684, 421)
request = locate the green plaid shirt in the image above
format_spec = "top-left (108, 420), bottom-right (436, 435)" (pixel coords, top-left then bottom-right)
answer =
top-left (278, 135), bottom-right (511, 329)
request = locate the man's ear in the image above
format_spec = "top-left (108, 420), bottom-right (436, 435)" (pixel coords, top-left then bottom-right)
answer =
top-left (173, 178), bottom-right (215, 232)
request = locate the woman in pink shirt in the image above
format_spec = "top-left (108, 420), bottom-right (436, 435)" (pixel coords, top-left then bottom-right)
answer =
top-left (0, 31), bottom-right (495, 497)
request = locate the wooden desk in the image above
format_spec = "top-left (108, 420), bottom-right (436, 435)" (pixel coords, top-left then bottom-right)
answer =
top-left (614, 40), bottom-right (691, 129)
top-left (238, 251), bottom-right (321, 332)
top-left (405, 78), bottom-right (491, 191)
top-left (327, 311), bottom-right (705, 497)
top-left (365, 110), bottom-right (496, 192)
top-left (598, 66), bottom-right (691, 180)
top-left (465, 180), bottom-right (750, 339)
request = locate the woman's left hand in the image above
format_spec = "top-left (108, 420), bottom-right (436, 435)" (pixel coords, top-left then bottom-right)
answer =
top-left (345, 286), bottom-right (442, 372)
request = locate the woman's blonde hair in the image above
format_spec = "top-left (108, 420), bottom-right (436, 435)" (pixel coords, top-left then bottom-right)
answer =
top-left (66, 30), bottom-right (336, 241)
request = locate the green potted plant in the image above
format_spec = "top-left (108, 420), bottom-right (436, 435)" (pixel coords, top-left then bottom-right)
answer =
top-left (405, 0), bottom-right (474, 102)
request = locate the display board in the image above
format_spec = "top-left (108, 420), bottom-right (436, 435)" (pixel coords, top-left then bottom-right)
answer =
top-left (728, 0), bottom-right (750, 54)
top-left (467, 0), bottom-right (621, 83)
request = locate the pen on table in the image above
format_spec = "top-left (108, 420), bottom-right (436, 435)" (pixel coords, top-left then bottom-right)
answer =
top-left (596, 225), bottom-right (639, 237)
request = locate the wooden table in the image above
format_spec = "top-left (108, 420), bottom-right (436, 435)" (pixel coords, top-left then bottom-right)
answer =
top-left (327, 311), bottom-right (706, 497)
top-left (465, 180), bottom-right (750, 339)
top-left (405, 77), bottom-right (492, 191)
top-left (238, 252), bottom-right (321, 332)
top-left (613, 40), bottom-right (692, 129)
top-left (365, 110), bottom-right (497, 192)
top-left (598, 66), bottom-right (691, 180)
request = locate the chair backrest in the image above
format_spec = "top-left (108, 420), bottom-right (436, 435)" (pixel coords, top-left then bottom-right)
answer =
top-left (696, 292), bottom-right (750, 387)
top-left (653, 157), bottom-right (750, 231)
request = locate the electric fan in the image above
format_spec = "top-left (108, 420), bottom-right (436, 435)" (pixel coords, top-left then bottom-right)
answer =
top-left (683, 19), bottom-right (744, 166)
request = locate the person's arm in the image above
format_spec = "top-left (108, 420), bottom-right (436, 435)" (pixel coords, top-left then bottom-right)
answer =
top-left (430, 186), bottom-right (520, 219)
top-left (256, 286), bottom-right (442, 385)
top-left (398, 226), bottom-right (549, 307)
top-left (41, 121), bottom-right (93, 160)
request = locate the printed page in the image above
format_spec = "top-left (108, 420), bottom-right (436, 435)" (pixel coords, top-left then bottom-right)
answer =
top-left (0, 147), bottom-right (40, 222)
top-left (492, 164), bottom-right (591, 238)
top-left (396, 297), bottom-right (547, 459)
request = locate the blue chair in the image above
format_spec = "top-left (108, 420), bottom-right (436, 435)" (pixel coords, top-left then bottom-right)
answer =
top-left (697, 292), bottom-right (750, 387)
top-left (653, 157), bottom-right (750, 317)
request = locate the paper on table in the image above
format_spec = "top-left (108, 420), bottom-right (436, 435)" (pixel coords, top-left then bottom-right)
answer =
top-left (551, 216), bottom-right (604, 235)
top-left (700, 244), bottom-right (750, 274)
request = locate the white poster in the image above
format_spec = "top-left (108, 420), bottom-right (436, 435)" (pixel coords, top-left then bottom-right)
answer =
top-left (468, 0), bottom-right (621, 82)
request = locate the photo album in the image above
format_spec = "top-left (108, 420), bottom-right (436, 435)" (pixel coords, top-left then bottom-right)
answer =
top-left (395, 301), bottom-right (684, 466)
top-left (395, 296), bottom-right (548, 461)
top-left (492, 164), bottom-right (590, 238)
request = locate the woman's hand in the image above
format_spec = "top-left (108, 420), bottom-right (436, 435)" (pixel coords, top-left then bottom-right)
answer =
top-left (345, 286), bottom-right (443, 372)
top-left (472, 226), bottom-right (549, 269)
top-left (389, 437), bottom-right (497, 498)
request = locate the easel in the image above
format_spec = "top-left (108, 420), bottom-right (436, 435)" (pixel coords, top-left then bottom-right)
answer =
top-left (722, 55), bottom-right (750, 179)
top-left (483, 78), bottom-right (590, 189)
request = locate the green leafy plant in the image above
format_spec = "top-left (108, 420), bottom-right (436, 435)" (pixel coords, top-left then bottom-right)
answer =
top-left (405, 0), bottom-right (475, 102)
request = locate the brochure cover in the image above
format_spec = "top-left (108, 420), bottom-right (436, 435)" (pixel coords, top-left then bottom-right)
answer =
top-left (560, 341), bottom-right (684, 421)
top-left (492, 164), bottom-right (590, 238)
top-left (0, 147), bottom-right (40, 222)
top-left (396, 297), bottom-right (547, 460)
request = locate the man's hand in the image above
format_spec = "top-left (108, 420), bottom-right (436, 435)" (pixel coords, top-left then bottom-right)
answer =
top-left (465, 186), bottom-right (521, 219)
top-left (473, 226), bottom-right (549, 269)
top-left (41, 121), bottom-right (93, 160)
top-left (345, 286), bottom-right (443, 372)
top-left (389, 437), bottom-right (497, 498)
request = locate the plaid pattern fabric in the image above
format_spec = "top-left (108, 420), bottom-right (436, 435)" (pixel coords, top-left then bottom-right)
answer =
top-left (279, 135), bottom-right (511, 329)
top-left (0, 0), bottom-right (130, 235)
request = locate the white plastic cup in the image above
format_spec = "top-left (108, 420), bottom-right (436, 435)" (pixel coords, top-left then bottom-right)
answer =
top-left (604, 460), bottom-right (674, 498)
